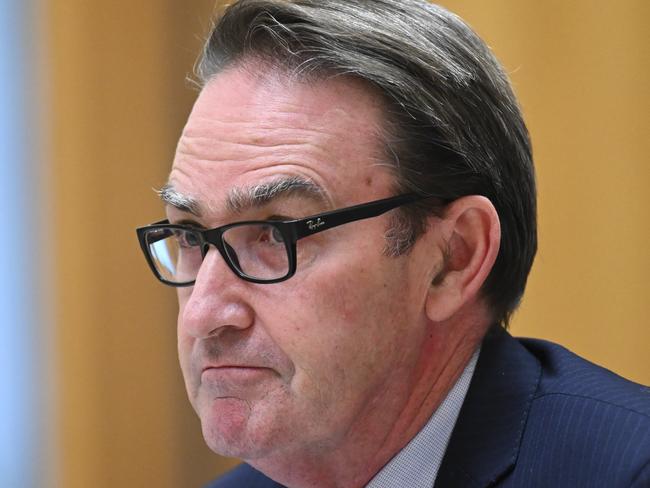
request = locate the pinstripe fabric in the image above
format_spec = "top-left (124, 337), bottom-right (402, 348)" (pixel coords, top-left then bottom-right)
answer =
top-left (207, 328), bottom-right (650, 488)
top-left (434, 327), bottom-right (650, 488)
top-left (208, 465), bottom-right (284, 488)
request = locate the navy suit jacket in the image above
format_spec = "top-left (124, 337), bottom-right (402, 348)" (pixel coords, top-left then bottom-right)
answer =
top-left (206, 327), bottom-right (650, 487)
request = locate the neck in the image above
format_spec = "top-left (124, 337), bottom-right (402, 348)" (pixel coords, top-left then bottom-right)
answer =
top-left (250, 314), bottom-right (489, 488)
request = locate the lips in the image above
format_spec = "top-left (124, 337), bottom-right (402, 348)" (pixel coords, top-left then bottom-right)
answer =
top-left (202, 364), bottom-right (264, 372)
top-left (200, 365), bottom-right (274, 387)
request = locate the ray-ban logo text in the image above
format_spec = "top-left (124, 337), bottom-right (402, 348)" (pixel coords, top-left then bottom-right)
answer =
top-left (307, 218), bottom-right (325, 231)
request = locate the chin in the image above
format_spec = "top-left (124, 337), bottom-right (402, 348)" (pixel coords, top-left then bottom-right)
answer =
top-left (199, 397), bottom-right (281, 460)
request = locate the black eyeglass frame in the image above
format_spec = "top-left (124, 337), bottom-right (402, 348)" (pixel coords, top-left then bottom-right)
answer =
top-left (136, 193), bottom-right (441, 286)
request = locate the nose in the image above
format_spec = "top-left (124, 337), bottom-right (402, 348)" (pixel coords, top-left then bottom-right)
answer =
top-left (179, 246), bottom-right (255, 339)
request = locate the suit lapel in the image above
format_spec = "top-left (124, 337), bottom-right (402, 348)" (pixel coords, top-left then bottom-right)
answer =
top-left (434, 327), bottom-right (541, 487)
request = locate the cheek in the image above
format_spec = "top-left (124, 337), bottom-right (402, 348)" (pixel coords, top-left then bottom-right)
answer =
top-left (176, 293), bottom-right (190, 354)
top-left (176, 295), bottom-right (198, 397)
top-left (268, 258), bottom-right (412, 404)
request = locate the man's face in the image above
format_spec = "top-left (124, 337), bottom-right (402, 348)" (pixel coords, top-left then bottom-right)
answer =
top-left (169, 66), bottom-right (435, 462)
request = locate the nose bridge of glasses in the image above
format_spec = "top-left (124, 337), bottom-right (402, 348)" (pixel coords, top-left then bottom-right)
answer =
top-left (190, 241), bottom-right (239, 290)
top-left (200, 227), bottom-right (241, 272)
top-left (202, 227), bottom-right (224, 247)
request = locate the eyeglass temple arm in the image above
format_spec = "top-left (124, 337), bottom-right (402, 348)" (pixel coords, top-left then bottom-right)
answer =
top-left (292, 193), bottom-right (432, 240)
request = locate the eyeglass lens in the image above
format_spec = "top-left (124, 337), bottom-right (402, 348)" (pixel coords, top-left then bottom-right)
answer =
top-left (145, 223), bottom-right (290, 283)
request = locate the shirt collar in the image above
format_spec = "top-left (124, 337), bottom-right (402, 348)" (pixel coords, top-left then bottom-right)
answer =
top-left (366, 349), bottom-right (480, 488)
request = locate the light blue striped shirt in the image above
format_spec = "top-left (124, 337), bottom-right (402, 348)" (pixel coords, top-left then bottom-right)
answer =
top-left (366, 350), bottom-right (480, 488)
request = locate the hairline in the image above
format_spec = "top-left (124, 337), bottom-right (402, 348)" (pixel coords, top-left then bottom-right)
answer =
top-left (194, 0), bottom-right (538, 325)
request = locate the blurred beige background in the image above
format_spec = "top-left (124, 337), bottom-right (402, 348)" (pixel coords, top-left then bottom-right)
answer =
top-left (45, 1), bottom-right (648, 487)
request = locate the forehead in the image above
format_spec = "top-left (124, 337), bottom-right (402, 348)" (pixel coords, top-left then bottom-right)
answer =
top-left (168, 65), bottom-right (396, 215)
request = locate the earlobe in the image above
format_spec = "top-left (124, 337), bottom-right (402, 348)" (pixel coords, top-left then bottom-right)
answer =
top-left (424, 196), bottom-right (500, 323)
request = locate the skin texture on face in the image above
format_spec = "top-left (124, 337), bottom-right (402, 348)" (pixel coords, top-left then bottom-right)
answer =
top-left (168, 65), bottom-right (491, 487)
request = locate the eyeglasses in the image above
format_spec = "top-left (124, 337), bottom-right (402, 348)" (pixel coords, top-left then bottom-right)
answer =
top-left (136, 193), bottom-right (438, 286)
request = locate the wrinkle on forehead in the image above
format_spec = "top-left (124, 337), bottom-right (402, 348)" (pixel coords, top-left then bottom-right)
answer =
top-left (176, 120), bottom-right (330, 167)
top-left (181, 66), bottom-right (389, 153)
top-left (169, 66), bottom-right (398, 215)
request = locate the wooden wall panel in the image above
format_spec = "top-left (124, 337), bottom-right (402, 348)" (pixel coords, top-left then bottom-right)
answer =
top-left (48, 1), bottom-right (235, 486)
top-left (440, 0), bottom-right (649, 385)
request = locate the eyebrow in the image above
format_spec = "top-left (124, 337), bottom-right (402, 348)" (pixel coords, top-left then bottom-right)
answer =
top-left (157, 184), bottom-right (202, 216)
top-left (157, 175), bottom-right (327, 218)
top-left (226, 176), bottom-right (327, 214)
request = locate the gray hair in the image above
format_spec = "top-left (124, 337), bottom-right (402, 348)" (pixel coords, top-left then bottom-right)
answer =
top-left (195, 0), bottom-right (537, 326)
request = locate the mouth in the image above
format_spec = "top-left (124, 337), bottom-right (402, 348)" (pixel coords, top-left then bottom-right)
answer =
top-left (201, 365), bottom-right (274, 386)
top-left (202, 364), bottom-right (269, 373)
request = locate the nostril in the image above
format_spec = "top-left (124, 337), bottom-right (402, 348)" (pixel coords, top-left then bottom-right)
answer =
top-left (180, 295), bottom-right (223, 339)
top-left (180, 294), bottom-right (255, 339)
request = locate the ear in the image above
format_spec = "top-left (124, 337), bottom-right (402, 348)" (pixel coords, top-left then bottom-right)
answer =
top-left (425, 196), bottom-right (500, 323)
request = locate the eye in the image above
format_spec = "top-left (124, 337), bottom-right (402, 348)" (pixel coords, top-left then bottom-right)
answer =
top-left (257, 224), bottom-right (284, 245)
top-left (185, 231), bottom-right (201, 247)
top-left (174, 229), bottom-right (201, 248)
top-left (272, 226), bottom-right (283, 244)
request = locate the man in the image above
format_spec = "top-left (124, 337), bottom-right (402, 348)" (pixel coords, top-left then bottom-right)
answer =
top-left (136, 1), bottom-right (650, 486)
